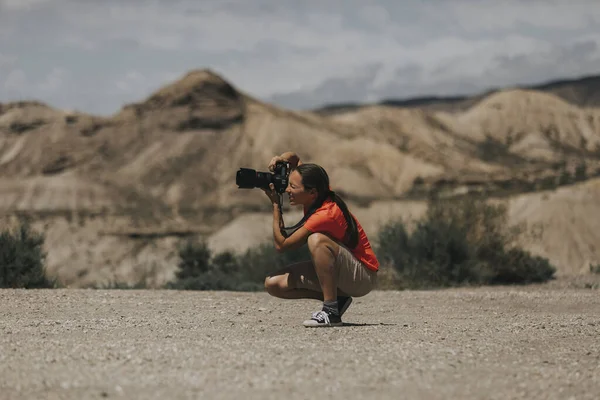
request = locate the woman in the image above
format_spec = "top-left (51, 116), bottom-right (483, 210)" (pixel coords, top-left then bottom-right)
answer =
top-left (262, 151), bottom-right (379, 327)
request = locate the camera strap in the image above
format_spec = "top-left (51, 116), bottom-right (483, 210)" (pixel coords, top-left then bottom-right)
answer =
top-left (276, 194), bottom-right (300, 237)
top-left (278, 205), bottom-right (311, 238)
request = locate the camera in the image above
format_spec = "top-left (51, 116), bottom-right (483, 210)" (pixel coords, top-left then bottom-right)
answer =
top-left (236, 161), bottom-right (290, 194)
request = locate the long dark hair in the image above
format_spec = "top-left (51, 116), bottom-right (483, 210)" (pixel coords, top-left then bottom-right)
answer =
top-left (284, 163), bottom-right (359, 249)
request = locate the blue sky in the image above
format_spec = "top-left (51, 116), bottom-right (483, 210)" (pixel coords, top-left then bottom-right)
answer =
top-left (1, 0), bottom-right (599, 115)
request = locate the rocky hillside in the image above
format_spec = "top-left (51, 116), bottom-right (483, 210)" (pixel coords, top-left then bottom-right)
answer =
top-left (315, 74), bottom-right (600, 114)
top-left (1, 69), bottom-right (600, 286)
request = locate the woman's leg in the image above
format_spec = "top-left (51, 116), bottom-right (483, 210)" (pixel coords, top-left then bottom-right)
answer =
top-left (264, 258), bottom-right (351, 300)
top-left (306, 233), bottom-right (341, 302)
top-left (264, 260), bottom-right (323, 300)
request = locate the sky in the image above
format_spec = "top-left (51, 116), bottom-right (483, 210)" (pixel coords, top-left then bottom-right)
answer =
top-left (1, 0), bottom-right (600, 115)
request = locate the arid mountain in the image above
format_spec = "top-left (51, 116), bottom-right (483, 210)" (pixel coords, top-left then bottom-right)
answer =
top-left (530, 75), bottom-right (600, 108)
top-left (1, 69), bottom-right (600, 286)
top-left (315, 74), bottom-right (600, 114)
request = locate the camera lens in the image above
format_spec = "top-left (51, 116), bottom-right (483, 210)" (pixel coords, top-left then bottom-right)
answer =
top-left (236, 168), bottom-right (257, 188)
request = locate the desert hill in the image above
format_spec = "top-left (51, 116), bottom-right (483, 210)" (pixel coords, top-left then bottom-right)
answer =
top-left (1, 69), bottom-right (600, 286)
top-left (315, 74), bottom-right (600, 115)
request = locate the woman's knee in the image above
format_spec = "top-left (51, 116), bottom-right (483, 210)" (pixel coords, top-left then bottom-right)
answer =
top-left (264, 275), bottom-right (288, 296)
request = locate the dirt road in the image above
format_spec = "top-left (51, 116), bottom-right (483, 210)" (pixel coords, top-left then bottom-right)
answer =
top-left (1, 285), bottom-right (599, 399)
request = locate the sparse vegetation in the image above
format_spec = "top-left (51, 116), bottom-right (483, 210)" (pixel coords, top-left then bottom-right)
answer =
top-left (165, 195), bottom-right (556, 292)
top-left (0, 199), bottom-right (558, 292)
top-left (538, 176), bottom-right (558, 191)
top-left (9, 120), bottom-right (45, 134)
top-left (0, 200), bottom-right (557, 292)
top-left (165, 240), bottom-right (231, 290)
top-left (0, 222), bottom-right (55, 289)
top-left (558, 167), bottom-right (572, 185)
top-left (590, 263), bottom-right (600, 274)
top-left (413, 176), bottom-right (425, 185)
top-left (165, 239), bottom-right (311, 291)
top-left (575, 160), bottom-right (587, 181)
top-left (479, 136), bottom-right (508, 162)
top-left (374, 196), bottom-right (556, 289)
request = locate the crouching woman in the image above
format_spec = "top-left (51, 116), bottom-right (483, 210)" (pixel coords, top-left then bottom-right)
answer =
top-left (262, 152), bottom-right (379, 327)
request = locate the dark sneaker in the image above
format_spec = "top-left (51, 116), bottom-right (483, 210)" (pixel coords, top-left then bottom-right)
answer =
top-left (338, 296), bottom-right (353, 317)
top-left (303, 310), bottom-right (343, 328)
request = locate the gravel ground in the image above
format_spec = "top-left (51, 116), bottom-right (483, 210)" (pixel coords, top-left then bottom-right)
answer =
top-left (1, 285), bottom-right (599, 400)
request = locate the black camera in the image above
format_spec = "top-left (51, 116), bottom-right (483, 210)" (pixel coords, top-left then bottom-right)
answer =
top-left (236, 161), bottom-right (290, 194)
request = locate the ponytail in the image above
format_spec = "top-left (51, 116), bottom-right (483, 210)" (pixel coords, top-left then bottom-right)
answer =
top-left (329, 190), bottom-right (359, 249)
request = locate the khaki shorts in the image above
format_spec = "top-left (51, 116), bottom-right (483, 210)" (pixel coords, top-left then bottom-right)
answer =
top-left (290, 245), bottom-right (378, 297)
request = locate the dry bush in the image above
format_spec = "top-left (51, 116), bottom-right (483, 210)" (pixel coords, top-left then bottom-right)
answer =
top-left (375, 195), bottom-right (556, 289)
top-left (166, 238), bottom-right (311, 291)
top-left (0, 222), bottom-right (55, 288)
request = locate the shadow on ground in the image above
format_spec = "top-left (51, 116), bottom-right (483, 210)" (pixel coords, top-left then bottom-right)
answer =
top-left (340, 322), bottom-right (398, 327)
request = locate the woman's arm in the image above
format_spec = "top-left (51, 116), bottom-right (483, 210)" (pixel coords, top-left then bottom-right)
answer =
top-left (272, 202), bottom-right (286, 241)
top-left (271, 203), bottom-right (311, 252)
top-left (264, 183), bottom-right (311, 252)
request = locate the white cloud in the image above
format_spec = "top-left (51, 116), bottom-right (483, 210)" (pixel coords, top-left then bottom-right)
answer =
top-left (358, 4), bottom-right (392, 27)
top-left (62, 3), bottom-right (304, 52)
top-left (39, 67), bottom-right (66, 93)
top-left (59, 35), bottom-right (96, 51)
top-left (2, 67), bottom-right (68, 99)
top-left (425, 35), bottom-right (552, 78)
top-left (55, 3), bottom-right (407, 95)
top-left (57, 2), bottom-right (401, 55)
top-left (3, 69), bottom-right (27, 91)
top-left (115, 71), bottom-right (145, 93)
top-left (268, 33), bottom-right (600, 109)
top-left (447, 0), bottom-right (600, 32)
top-left (0, 23), bottom-right (12, 38)
top-left (243, 33), bottom-right (552, 98)
top-left (0, 53), bottom-right (17, 69)
top-left (1, 0), bottom-right (600, 114)
top-left (38, 1), bottom-right (600, 95)
top-left (0, 0), bottom-right (58, 11)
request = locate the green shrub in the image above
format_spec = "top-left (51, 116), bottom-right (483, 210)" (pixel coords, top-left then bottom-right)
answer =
top-left (0, 222), bottom-right (55, 288)
top-left (166, 238), bottom-right (312, 291)
top-left (489, 248), bottom-right (555, 284)
top-left (175, 239), bottom-right (213, 280)
top-left (375, 196), bottom-right (556, 289)
top-left (558, 168), bottom-right (572, 185)
top-left (575, 161), bottom-right (587, 181)
top-left (166, 239), bottom-right (236, 290)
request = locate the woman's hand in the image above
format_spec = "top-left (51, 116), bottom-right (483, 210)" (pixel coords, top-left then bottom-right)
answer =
top-left (262, 183), bottom-right (281, 205)
top-left (268, 152), bottom-right (301, 171)
top-left (268, 156), bottom-right (286, 172)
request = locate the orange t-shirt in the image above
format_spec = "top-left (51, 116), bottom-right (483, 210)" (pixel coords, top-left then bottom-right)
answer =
top-left (303, 199), bottom-right (379, 272)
